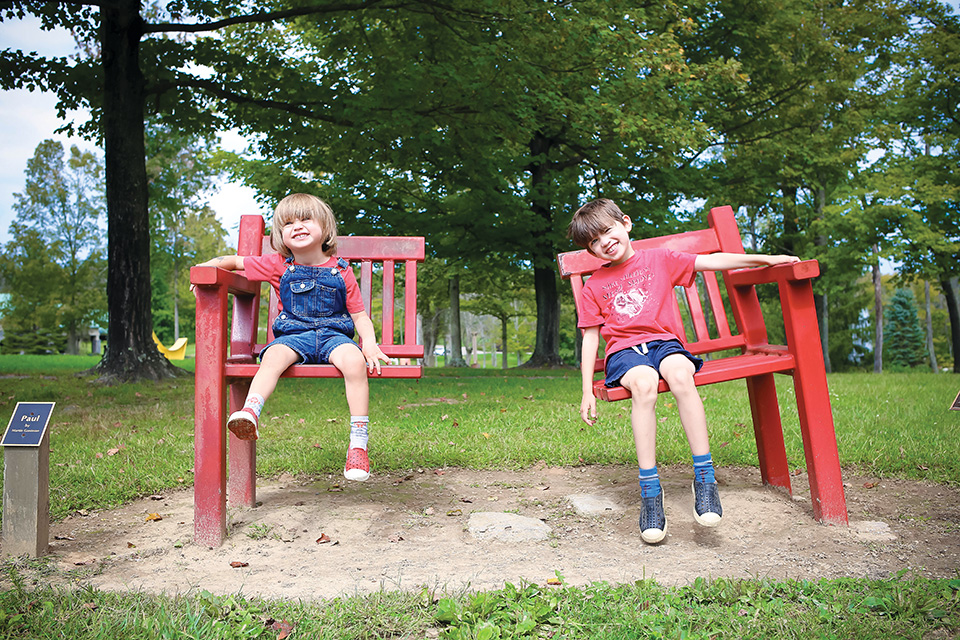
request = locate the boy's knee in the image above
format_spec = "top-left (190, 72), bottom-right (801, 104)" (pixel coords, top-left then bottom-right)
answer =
top-left (623, 375), bottom-right (658, 401)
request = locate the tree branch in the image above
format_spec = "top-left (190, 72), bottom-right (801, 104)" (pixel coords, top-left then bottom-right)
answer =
top-left (143, 0), bottom-right (403, 34)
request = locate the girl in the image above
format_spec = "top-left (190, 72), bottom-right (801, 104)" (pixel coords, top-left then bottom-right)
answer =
top-left (194, 193), bottom-right (390, 481)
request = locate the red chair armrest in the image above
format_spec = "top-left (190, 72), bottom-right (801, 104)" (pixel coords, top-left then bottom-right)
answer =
top-left (190, 266), bottom-right (260, 296)
top-left (725, 259), bottom-right (820, 287)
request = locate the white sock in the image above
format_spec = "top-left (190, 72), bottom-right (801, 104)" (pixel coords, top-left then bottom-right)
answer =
top-left (243, 393), bottom-right (265, 418)
top-left (349, 415), bottom-right (369, 450)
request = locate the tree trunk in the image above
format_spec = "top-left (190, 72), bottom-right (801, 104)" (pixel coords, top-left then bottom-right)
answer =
top-left (446, 274), bottom-right (467, 367)
top-left (501, 317), bottom-right (508, 370)
top-left (873, 253), bottom-right (883, 373)
top-left (95, 0), bottom-right (181, 382)
top-left (524, 132), bottom-right (563, 367)
top-left (924, 280), bottom-right (938, 373)
top-left (814, 185), bottom-right (831, 373)
top-left (939, 276), bottom-right (960, 374)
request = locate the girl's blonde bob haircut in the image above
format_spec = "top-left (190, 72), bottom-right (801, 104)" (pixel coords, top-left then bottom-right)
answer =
top-left (270, 193), bottom-right (338, 259)
top-left (567, 198), bottom-right (627, 249)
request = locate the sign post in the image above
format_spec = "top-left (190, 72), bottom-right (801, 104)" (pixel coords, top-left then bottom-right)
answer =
top-left (2, 402), bottom-right (54, 557)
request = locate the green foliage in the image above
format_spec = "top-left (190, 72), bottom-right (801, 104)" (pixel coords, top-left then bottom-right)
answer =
top-left (146, 121), bottom-right (229, 344)
top-left (0, 140), bottom-right (106, 354)
top-left (884, 289), bottom-right (927, 369)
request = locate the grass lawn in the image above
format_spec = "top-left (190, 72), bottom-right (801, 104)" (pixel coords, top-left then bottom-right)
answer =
top-left (0, 354), bottom-right (957, 638)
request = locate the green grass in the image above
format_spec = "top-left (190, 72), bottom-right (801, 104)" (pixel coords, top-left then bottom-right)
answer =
top-left (0, 354), bottom-right (958, 638)
top-left (0, 567), bottom-right (956, 638)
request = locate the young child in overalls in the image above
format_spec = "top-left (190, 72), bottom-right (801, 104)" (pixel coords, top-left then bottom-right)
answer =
top-left (194, 193), bottom-right (390, 481)
top-left (568, 199), bottom-right (799, 544)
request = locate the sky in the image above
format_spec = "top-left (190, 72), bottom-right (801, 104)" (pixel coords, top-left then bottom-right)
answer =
top-left (1, 4), bottom-right (958, 248)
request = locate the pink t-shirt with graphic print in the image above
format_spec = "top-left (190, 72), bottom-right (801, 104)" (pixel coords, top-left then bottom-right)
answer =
top-left (241, 253), bottom-right (365, 315)
top-left (577, 248), bottom-right (697, 356)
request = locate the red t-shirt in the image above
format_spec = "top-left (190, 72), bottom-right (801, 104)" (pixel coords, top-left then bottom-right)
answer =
top-left (241, 253), bottom-right (365, 315)
top-left (577, 248), bottom-right (697, 356)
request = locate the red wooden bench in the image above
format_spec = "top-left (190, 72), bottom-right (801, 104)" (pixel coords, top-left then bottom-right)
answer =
top-left (190, 215), bottom-right (425, 546)
top-left (557, 205), bottom-right (848, 526)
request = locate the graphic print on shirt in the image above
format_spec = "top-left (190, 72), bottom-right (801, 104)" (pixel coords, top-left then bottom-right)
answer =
top-left (601, 265), bottom-right (656, 324)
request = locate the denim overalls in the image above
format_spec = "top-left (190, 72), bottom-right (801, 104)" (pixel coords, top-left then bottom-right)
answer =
top-left (262, 257), bottom-right (358, 364)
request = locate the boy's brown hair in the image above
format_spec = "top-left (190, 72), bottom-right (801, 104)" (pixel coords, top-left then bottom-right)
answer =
top-left (271, 193), bottom-right (338, 259)
top-left (567, 198), bottom-right (627, 249)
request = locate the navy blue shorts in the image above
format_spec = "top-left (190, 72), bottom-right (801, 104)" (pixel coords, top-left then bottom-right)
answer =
top-left (604, 339), bottom-right (703, 388)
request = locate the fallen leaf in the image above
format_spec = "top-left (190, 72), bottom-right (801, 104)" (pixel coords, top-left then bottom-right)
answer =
top-left (127, 542), bottom-right (136, 548)
top-left (500, 408), bottom-right (507, 413)
top-left (441, 414), bottom-right (449, 421)
top-left (917, 464), bottom-right (929, 471)
top-left (82, 602), bottom-right (98, 610)
top-left (146, 513), bottom-right (162, 522)
top-left (446, 509), bottom-right (462, 516)
top-left (546, 578), bottom-right (562, 586)
top-left (434, 469), bottom-right (445, 476)
top-left (524, 395), bottom-right (534, 400)
top-left (316, 533), bottom-right (332, 544)
top-left (863, 482), bottom-right (878, 489)
top-left (482, 432), bottom-right (490, 439)
top-left (95, 452), bottom-right (103, 459)
top-left (230, 561), bottom-right (248, 568)
top-left (269, 619), bottom-right (295, 640)
top-left (327, 484), bottom-right (343, 492)
top-left (135, 392), bottom-right (142, 398)
top-left (313, 443), bottom-right (323, 448)
top-left (718, 441), bottom-right (730, 449)
top-left (298, 418), bottom-right (305, 424)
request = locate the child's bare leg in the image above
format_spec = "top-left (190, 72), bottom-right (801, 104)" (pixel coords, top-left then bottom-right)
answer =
top-left (660, 353), bottom-right (722, 526)
top-left (228, 344), bottom-right (299, 440)
top-left (620, 364), bottom-right (667, 543)
top-left (658, 354), bottom-right (708, 456)
top-left (619, 364), bottom-right (660, 468)
top-left (329, 343), bottom-right (369, 416)
top-left (330, 342), bottom-right (372, 481)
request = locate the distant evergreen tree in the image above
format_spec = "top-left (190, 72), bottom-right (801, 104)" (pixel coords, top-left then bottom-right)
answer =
top-left (883, 289), bottom-right (927, 368)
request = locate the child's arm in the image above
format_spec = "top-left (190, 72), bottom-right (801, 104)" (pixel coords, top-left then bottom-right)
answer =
top-left (350, 311), bottom-right (391, 374)
top-left (194, 255), bottom-right (246, 271)
top-left (694, 252), bottom-right (799, 272)
top-left (579, 326), bottom-right (601, 426)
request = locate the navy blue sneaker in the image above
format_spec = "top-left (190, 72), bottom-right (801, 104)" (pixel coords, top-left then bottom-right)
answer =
top-left (692, 479), bottom-right (722, 526)
top-left (639, 493), bottom-right (667, 544)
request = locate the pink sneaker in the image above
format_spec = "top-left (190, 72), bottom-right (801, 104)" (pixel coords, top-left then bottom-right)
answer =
top-left (227, 408), bottom-right (259, 440)
top-left (343, 447), bottom-right (370, 481)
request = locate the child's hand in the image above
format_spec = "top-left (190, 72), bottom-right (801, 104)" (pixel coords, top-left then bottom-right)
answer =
top-left (767, 254), bottom-right (800, 265)
top-left (580, 394), bottom-right (597, 426)
top-left (362, 344), bottom-right (392, 375)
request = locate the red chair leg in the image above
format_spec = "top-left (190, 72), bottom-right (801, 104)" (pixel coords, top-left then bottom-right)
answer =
top-left (194, 286), bottom-right (228, 547)
top-left (745, 373), bottom-right (792, 494)
top-left (781, 280), bottom-right (848, 525)
top-left (228, 380), bottom-right (257, 508)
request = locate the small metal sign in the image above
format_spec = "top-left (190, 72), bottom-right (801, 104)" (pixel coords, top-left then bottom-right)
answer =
top-left (952, 389), bottom-right (960, 411)
top-left (2, 402), bottom-right (55, 447)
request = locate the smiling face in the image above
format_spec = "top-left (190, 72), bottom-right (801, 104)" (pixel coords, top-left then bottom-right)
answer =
top-left (270, 193), bottom-right (338, 260)
top-left (586, 216), bottom-right (634, 265)
top-left (567, 199), bottom-right (635, 265)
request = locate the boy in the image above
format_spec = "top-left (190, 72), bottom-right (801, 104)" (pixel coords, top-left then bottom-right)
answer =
top-left (568, 199), bottom-right (798, 544)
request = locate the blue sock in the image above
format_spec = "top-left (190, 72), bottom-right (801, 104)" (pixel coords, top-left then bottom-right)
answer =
top-left (693, 453), bottom-right (715, 484)
top-left (638, 466), bottom-right (661, 498)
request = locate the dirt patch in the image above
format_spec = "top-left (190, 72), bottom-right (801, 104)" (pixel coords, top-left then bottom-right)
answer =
top-left (4, 465), bottom-right (958, 599)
